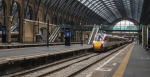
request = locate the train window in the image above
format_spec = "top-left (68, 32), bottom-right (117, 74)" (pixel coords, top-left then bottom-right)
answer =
top-left (95, 35), bottom-right (103, 41)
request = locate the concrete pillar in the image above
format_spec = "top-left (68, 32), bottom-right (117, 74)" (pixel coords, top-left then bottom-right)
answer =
top-left (3, 0), bottom-right (10, 43)
top-left (142, 25), bottom-right (148, 45)
top-left (6, 16), bottom-right (13, 43)
top-left (76, 31), bottom-right (78, 42)
top-left (62, 32), bottom-right (65, 42)
top-left (22, 20), bottom-right (26, 43)
top-left (33, 22), bottom-right (37, 43)
top-left (22, 19), bottom-right (36, 43)
top-left (137, 32), bottom-right (140, 44)
top-left (82, 31), bottom-right (85, 42)
top-left (0, 15), bottom-right (4, 24)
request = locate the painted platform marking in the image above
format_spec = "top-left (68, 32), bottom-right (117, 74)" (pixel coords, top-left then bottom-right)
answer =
top-left (86, 44), bottom-right (130, 77)
top-left (141, 57), bottom-right (149, 59)
top-left (112, 43), bottom-right (135, 77)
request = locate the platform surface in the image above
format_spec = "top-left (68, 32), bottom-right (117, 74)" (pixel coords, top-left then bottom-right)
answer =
top-left (123, 44), bottom-right (150, 77)
top-left (0, 44), bottom-right (91, 58)
top-left (110, 43), bottom-right (150, 77)
top-left (90, 43), bottom-right (150, 77)
top-left (0, 42), bottom-right (81, 46)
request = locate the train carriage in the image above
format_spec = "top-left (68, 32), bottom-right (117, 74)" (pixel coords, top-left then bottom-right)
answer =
top-left (93, 33), bottom-right (128, 52)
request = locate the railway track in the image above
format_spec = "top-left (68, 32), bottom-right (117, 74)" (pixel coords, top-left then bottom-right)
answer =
top-left (4, 44), bottom-right (129, 77)
top-left (4, 52), bottom-right (98, 77)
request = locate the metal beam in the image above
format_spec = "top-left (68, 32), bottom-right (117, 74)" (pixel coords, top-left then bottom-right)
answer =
top-left (35, 0), bottom-right (42, 21)
top-left (10, 0), bottom-right (15, 16)
top-left (24, 0), bottom-right (30, 19)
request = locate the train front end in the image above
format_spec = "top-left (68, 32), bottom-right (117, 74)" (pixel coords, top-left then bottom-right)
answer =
top-left (93, 34), bottom-right (104, 51)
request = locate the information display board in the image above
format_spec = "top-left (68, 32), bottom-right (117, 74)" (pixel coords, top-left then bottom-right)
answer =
top-left (65, 28), bottom-right (71, 46)
top-left (65, 29), bottom-right (71, 37)
top-left (149, 28), bottom-right (150, 38)
top-left (2, 26), bottom-right (7, 43)
top-left (148, 28), bottom-right (150, 44)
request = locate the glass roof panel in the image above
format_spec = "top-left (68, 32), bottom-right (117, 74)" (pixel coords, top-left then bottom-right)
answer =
top-left (0, 0), bottom-right (4, 15)
top-left (78, 0), bottom-right (144, 23)
top-left (35, 0), bottom-right (144, 24)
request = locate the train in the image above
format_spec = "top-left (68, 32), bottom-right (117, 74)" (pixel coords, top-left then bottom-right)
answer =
top-left (93, 33), bottom-right (128, 52)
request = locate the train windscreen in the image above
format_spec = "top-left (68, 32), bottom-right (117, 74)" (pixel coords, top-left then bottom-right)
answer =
top-left (95, 35), bottom-right (103, 41)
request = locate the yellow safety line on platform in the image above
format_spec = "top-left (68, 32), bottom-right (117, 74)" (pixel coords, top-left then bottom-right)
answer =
top-left (112, 43), bottom-right (135, 77)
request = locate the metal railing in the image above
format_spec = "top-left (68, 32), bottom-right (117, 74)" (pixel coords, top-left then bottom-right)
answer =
top-left (11, 26), bottom-right (17, 32)
top-left (87, 25), bottom-right (100, 45)
top-left (58, 24), bottom-right (93, 31)
top-left (57, 24), bottom-right (141, 31)
top-left (49, 27), bottom-right (60, 42)
top-left (88, 28), bottom-right (95, 44)
top-left (101, 25), bottom-right (141, 31)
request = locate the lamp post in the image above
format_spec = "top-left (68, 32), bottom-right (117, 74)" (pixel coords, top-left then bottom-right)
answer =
top-left (47, 19), bottom-right (49, 47)
top-left (80, 23), bottom-right (83, 46)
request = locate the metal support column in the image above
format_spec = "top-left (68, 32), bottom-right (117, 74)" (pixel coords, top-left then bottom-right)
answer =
top-left (38, 18), bottom-right (39, 34)
top-left (47, 19), bottom-right (49, 47)
top-left (80, 23), bottom-right (83, 46)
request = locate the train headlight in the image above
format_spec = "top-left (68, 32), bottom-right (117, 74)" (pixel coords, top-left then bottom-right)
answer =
top-left (93, 41), bottom-right (95, 44)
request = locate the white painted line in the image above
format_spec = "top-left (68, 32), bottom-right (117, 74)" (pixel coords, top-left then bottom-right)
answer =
top-left (98, 68), bottom-right (112, 71)
top-left (96, 50), bottom-right (123, 70)
top-left (113, 63), bottom-right (117, 66)
top-left (96, 45), bottom-right (129, 70)
top-left (86, 44), bottom-right (130, 77)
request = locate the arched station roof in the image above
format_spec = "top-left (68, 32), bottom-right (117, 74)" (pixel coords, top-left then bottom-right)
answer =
top-left (37, 0), bottom-right (107, 24)
top-left (140, 0), bottom-right (150, 24)
top-left (3, 0), bottom-right (150, 25)
top-left (78, 0), bottom-right (143, 24)
top-left (36, 0), bottom-right (147, 25)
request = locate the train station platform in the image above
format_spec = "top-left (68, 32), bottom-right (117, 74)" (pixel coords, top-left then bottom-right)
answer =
top-left (0, 42), bottom-right (82, 49)
top-left (0, 44), bottom-right (91, 59)
top-left (0, 44), bottom-right (92, 76)
top-left (90, 43), bottom-right (150, 77)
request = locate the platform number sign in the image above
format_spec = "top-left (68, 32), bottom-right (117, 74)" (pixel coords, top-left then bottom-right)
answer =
top-left (2, 27), bottom-right (7, 35)
top-left (65, 28), bottom-right (71, 46)
top-left (149, 28), bottom-right (150, 38)
top-left (2, 26), bottom-right (7, 43)
top-left (65, 28), bottom-right (71, 37)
